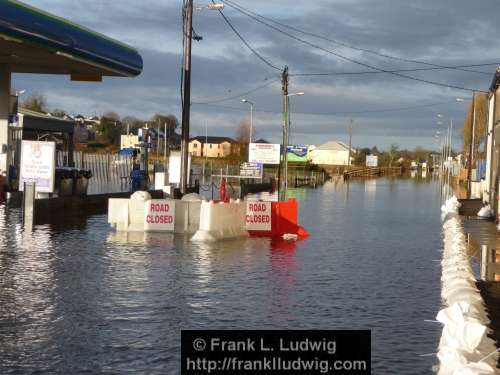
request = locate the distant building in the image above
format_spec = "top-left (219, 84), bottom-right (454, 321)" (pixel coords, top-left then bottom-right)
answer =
top-left (309, 141), bottom-right (355, 166)
top-left (188, 136), bottom-right (238, 158)
top-left (73, 114), bottom-right (100, 143)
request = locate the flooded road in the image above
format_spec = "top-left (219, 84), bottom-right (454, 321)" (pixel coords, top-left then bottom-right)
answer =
top-left (0, 177), bottom-right (442, 374)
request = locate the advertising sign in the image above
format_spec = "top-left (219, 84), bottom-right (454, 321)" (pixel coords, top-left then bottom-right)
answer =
top-left (366, 154), bottom-right (378, 167)
top-left (240, 162), bottom-right (263, 178)
top-left (144, 199), bottom-right (175, 231)
top-left (286, 145), bottom-right (309, 162)
top-left (246, 201), bottom-right (272, 231)
top-left (249, 143), bottom-right (280, 165)
top-left (19, 140), bottom-right (56, 192)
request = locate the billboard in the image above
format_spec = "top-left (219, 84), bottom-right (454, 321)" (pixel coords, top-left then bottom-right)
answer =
top-left (249, 143), bottom-right (280, 165)
top-left (286, 145), bottom-right (309, 163)
top-left (19, 140), bottom-right (56, 192)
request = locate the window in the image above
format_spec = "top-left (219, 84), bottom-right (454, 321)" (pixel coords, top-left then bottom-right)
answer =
top-left (210, 144), bottom-right (213, 149)
top-left (193, 143), bottom-right (197, 148)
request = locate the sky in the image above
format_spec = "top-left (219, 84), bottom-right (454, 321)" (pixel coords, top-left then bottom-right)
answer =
top-left (13, 0), bottom-right (500, 150)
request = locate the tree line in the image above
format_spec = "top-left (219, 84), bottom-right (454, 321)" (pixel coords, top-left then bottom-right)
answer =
top-left (20, 92), bottom-right (179, 146)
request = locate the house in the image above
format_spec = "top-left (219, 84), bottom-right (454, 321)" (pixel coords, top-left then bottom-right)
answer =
top-left (309, 141), bottom-right (355, 166)
top-left (484, 69), bottom-right (500, 215)
top-left (188, 136), bottom-right (238, 158)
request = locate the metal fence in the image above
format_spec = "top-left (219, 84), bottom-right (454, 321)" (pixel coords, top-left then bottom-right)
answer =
top-left (56, 151), bottom-right (134, 193)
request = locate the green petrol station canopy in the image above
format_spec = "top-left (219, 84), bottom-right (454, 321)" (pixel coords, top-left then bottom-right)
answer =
top-left (0, 0), bottom-right (143, 78)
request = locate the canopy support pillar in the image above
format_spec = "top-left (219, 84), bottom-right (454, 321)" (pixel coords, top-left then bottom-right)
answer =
top-left (0, 67), bottom-right (11, 179)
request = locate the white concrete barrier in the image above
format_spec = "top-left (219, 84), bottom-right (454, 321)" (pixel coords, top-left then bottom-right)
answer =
top-left (108, 191), bottom-right (202, 233)
top-left (174, 200), bottom-right (201, 234)
top-left (191, 199), bottom-right (248, 241)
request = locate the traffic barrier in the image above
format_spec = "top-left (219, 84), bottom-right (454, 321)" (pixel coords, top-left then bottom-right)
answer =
top-left (174, 200), bottom-right (201, 234)
top-left (191, 199), bottom-right (248, 241)
top-left (247, 198), bottom-right (309, 238)
top-left (108, 191), bottom-right (201, 233)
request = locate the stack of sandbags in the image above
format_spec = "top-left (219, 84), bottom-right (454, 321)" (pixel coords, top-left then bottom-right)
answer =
top-left (477, 205), bottom-right (494, 219)
top-left (437, 197), bottom-right (498, 374)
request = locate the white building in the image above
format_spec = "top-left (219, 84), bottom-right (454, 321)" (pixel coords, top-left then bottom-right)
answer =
top-left (309, 141), bottom-right (355, 166)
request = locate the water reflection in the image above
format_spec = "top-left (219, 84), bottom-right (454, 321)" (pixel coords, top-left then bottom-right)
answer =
top-left (480, 247), bottom-right (500, 282)
top-left (0, 177), bottom-right (442, 374)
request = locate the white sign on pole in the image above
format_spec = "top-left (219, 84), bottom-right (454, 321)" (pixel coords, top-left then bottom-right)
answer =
top-left (245, 201), bottom-right (272, 231)
top-left (168, 151), bottom-right (191, 185)
top-left (19, 140), bottom-right (56, 192)
top-left (366, 154), bottom-right (378, 167)
top-left (249, 143), bottom-right (280, 165)
top-left (240, 162), bottom-right (263, 178)
top-left (144, 199), bottom-right (175, 231)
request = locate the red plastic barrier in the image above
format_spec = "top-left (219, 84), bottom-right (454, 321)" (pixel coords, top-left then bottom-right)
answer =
top-left (249, 198), bottom-right (309, 238)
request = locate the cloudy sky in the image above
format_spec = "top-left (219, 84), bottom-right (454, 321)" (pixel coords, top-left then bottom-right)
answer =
top-left (14, 0), bottom-right (500, 150)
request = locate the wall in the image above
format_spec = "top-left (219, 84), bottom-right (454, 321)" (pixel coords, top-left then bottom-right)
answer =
top-left (189, 139), bottom-right (202, 157)
top-left (310, 149), bottom-right (349, 165)
top-left (189, 140), bottom-right (233, 158)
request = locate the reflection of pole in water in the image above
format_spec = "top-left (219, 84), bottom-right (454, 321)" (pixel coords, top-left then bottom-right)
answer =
top-left (480, 245), bottom-right (496, 281)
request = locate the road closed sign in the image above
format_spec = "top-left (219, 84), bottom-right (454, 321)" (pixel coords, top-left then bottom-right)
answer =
top-left (246, 201), bottom-right (272, 231)
top-left (144, 199), bottom-right (175, 231)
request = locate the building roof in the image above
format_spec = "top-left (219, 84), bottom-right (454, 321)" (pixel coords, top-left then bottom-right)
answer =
top-left (0, 0), bottom-right (142, 77)
top-left (17, 107), bottom-right (75, 133)
top-left (190, 136), bottom-right (237, 144)
top-left (315, 140), bottom-right (354, 152)
top-left (253, 138), bottom-right (269, 144)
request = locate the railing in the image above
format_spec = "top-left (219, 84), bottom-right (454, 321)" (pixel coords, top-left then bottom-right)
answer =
top-left (343, 166), bottom-right (402, 179)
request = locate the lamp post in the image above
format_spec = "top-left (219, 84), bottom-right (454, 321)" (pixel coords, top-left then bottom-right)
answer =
top-left (241, 99), bottom-right (254, 143)
top-left (280, 91), bottom-right (304, 201)
top-left (179, 1), bottom-right (223, 194)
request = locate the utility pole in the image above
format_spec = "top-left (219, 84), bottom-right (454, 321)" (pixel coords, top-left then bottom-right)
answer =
top-left (180, 0), bottom-right (193, 194)
top-left (348, 119), bottom-right (353, 167)
top-left (467, 91), bottom-right (475, 199)
top-left (279, 66), bottom-right (289, 201)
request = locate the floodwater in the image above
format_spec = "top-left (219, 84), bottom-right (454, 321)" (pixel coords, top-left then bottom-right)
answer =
top-left (0, 176), bottom-right (442, 374)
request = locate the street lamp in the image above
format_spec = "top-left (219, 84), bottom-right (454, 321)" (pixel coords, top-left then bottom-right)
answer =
top-left (280, 91), bottom-right (305, 201)
top-left (241, 99), bottom-right (254, 143)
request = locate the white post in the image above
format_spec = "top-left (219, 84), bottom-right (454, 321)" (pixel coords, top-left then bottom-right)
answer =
top-left (0, 67), bottom-right (11, 179)
top-left (250, 103), bottom-right (253, 143)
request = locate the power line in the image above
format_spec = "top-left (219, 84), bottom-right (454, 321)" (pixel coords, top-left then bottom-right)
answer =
top-left (191, 78), bottom-right (279, 104)
top-left (193, 98), bottom-right (464, 116)
top-left (224, 0), bottom-right (488, 93)
top-left (290, 63), bottom-right (500, 77)
top-left (211, 0), bottom-right (281, 71)
top-left (225, 0), bottom-right (493, 76)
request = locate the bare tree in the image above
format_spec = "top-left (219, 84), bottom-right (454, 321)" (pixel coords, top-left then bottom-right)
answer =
top-left (22, 92), bottom-right (47, 113)
top-left (235, 118), bottom-right (252, 143)
top-left (462, 94), bottom-right (487, 159)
